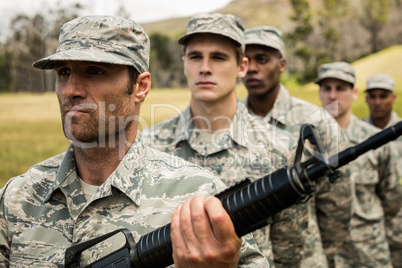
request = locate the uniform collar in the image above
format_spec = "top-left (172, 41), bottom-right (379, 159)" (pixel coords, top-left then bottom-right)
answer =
top-left (172, 100), bottom-right (251, 156)
top-left (244, 84), bottom-right (289, 128)
top-left (43, 133), bottom-right (147, 219)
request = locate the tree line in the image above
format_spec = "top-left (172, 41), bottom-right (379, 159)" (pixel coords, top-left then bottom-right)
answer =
top-left (0, 0), bottom-right (401, 92)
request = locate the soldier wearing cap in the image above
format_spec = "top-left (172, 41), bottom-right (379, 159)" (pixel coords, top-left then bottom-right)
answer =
top-left (241, 26), bottom-right (352, 268)
top-left (363, 74), bottom-right (402, 267)
top-left (363, 74), bottom-right (399, 129)
top-left (316, 62), bottom-right (402, 267)
top-left (0, 15), bottom-right (268, 267)
top-left (143, 13), bottom-right (308, 267)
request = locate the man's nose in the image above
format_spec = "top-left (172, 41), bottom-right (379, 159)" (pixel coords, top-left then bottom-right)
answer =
top-left (247, 59), bottom-right (257, 73)
top-left (199, 59), bottom-right (212, 75)
top-left (60, 73), bottom-right (87, 99)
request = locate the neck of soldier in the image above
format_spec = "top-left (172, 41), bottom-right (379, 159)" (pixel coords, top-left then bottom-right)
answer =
top-left (190, 93), bottom-right (237, 134)
top-left (370, 113), bottom-right (392, 129)
top-left (73, 126), bottom-right (138, 186)
top-left (247, 83), bottom-right (280, 117)
top-left (335, 109), bottom-right (353, 130)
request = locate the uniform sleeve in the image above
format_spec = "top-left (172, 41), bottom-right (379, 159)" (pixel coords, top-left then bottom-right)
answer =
top-left (311, 121), bottom-right (353, 263)
top-left (376, 144), bottom-right (402, 268)
top-left (0, 180), bottom-right (12, 266)
top-left (270, 203), bottom-right (308, 267)
top-left (269, 146), bottom-right (308, 267)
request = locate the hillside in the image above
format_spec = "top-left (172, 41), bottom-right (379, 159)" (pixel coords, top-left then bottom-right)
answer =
top-left (142, 0), bottom-right (402, 63)
top-left (300, 45), bottom-right (402, 91)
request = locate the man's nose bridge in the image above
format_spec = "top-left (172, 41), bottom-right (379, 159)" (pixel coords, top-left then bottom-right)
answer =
top-left (329, 87), bottom-right (337, 98)
top-left (247, 58), bottom-right (256, 71)
top-left (200, 58), bottom-right (211, 72)
top-left (63, 71), bottom-right (85, 97)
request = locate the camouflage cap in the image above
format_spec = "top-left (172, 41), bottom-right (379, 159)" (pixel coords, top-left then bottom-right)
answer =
top-left (365, 74), bottom-right (394, 92)
top-left (244, 26), bottom-right (285, 58)
top-left (33, 15), bottom-right (150, 73)
top-left (178, 13), bottom-right (245, 51)
top-left (315, 62), bottom-right (355, 85)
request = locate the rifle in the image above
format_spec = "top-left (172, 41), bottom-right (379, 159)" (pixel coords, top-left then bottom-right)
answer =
top-left (65, 121), bottom-right (402, 268)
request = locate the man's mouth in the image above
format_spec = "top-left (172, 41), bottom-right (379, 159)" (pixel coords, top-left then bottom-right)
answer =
top-left (245, 78), bottom-right (261, 87)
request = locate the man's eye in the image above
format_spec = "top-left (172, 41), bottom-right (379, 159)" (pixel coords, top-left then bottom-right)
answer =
top-left (257, 57), bottom-right (269, 64)
top-left (57, 68), bottom-right (70, 76)
top-left (188, 55), bottom-right (201, 60)
top-left (88, 68), bottom-right (103, 75)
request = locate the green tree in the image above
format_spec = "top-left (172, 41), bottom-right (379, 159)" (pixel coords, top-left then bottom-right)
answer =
top-left (360, 0), bottom-right (390, 53)
top-left (286, 0), bottom-right (316, 83)
top-left (149, 33), bottom-right (186, 88)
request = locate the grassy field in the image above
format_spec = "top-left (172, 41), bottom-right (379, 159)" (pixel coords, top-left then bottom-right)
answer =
top-left (1, 84), bottom-right (401, 187)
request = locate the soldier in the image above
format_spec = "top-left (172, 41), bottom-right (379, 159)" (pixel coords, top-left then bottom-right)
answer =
top-left (363, 74), bottom-right (402, 175)
top-left (316, 62), bottom-right (402, 267)
top-left (143, 13), bottom-right (309, 267)
top-left (362, 74), bottom-right (402, 267)
top-left (242, 26), bottom-right (352, 267)
top-left (0, 15), bottom-right (269, 267)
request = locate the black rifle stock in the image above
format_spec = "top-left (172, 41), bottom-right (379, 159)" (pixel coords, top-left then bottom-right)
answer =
top-left (65, 121), bottom-right (402, 268)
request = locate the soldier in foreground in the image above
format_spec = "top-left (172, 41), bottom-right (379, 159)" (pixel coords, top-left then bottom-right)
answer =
top-left (0, 15), bottom-right (268, 267)
top-left (143, 13), bottom-right (308, 267)
top-left (241, 26), bottom-right (352, 267)
top-left (362, 74), bottom-right (402, 267)
top-left (316, 62), bottom-right (402, 267)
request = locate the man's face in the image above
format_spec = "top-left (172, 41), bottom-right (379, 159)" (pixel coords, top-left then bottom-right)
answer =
top-left (365, 88), bottom-right (396, 120)
top-left (242, 44), bottom-right (285, 97)
top-left (318, 78), bottom-right (358, 119)
top-left (183, 33), bottom-right (248, 104)
top-left (55, 61), bottom-right (137, 144)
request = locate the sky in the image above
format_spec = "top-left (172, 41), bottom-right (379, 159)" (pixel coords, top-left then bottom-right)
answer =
top-left (0, 0), bottom-right (233, 28)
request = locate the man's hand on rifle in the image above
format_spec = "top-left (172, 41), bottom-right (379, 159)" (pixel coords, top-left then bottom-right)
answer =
top-left (171, 195), bottom-right (242, 268)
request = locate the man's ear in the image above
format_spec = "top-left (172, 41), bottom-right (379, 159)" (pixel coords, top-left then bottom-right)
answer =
top-left (279, 58), bottom-right (287, 73)
top-left (237, 56), bottom-right (249, 78)
top-left (134, 72), bottom-right (151, 103)
top-left (352, 87), bottom-right (359, 101)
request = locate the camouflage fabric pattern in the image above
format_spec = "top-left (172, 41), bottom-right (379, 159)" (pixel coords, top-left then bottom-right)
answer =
top-left (33, 15), bottom-right (150, 73)
top-left (0, 133), bottom-right (268, 267)
top-left (333, 115), bottom-right (402, 268)
top-left (178, 13), bottom-right (245, 51)
top-left (244, 26), bottom-right (285, 58)
top-left (143, 100), bottom-right (309, 267)
top-left (244, 85), bottom-right (353, 268)
top-left (314, 62), bottom-right (355, 85)
top-left (365, 74), bottom-right (395, 92)
top-left (363, 111), bottom-right (402, 267)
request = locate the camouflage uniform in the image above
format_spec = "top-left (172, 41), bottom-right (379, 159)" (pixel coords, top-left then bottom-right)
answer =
top-left (362, 74), bottom-right (402, 267)
top-left (0, 15), bottom-right (268, 267)
top-left (243, 85), bottom-right (352, 268)
top-left (243, 26), bottom-right (352, 268)
top-left (0, 134), bottom-right (267, 267)
top-left (143, 100), bottom-right (309, 267)
top-left (333, 115), bottom-right (402, 268)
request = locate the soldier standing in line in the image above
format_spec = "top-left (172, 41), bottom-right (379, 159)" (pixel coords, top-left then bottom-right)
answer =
top-left (362, 74), bottom-right (402, 267)
top-left (0, 15), bottom-right (268, 267)
top-left (316, 62), bottom-right (402, 268)
top-left (241, 26), bottom-right (352, 267)
top-left (143, 13), bottom-right (309, 267)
